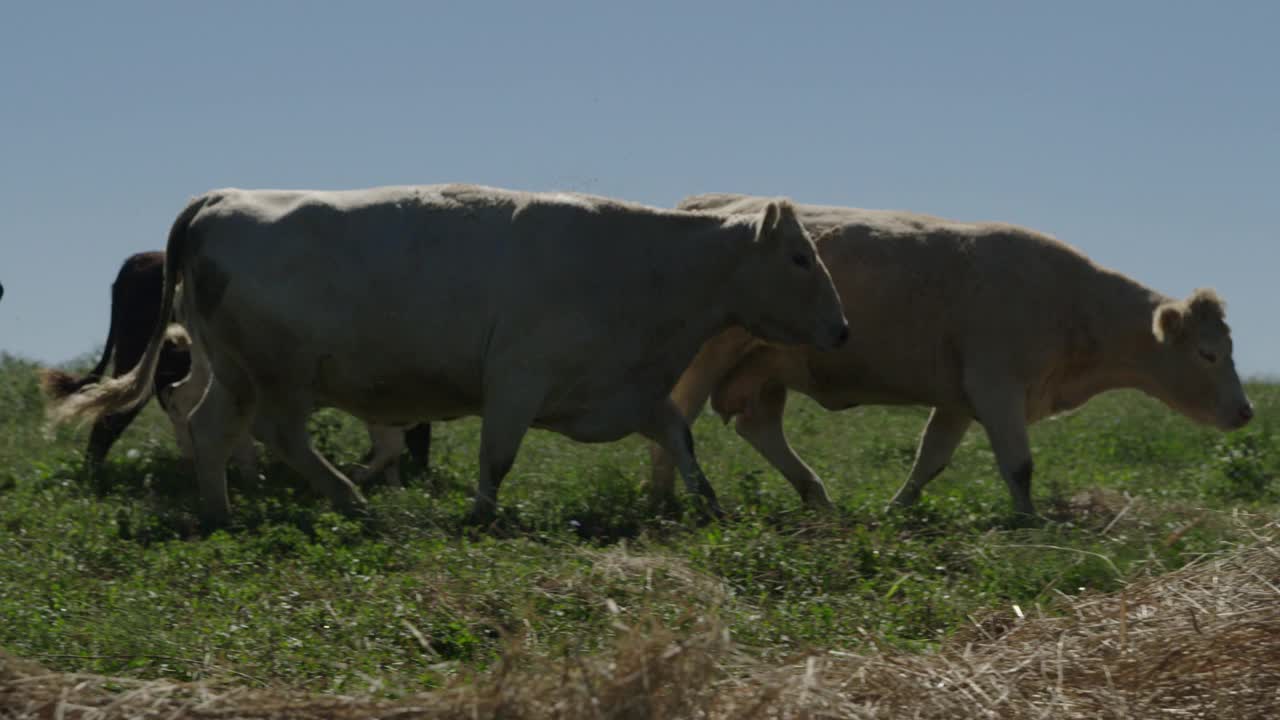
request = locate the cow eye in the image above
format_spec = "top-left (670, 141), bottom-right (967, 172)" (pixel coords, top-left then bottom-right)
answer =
top-left (791, 253), bottom-right (811, 269)
top-left (1199, 349), bottom-right (1218, 364)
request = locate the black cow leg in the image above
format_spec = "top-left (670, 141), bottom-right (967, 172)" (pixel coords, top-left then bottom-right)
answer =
top-left (85, 407), bottom-right (143, 492)
top-left (404, 423), bottom-right (432, 469)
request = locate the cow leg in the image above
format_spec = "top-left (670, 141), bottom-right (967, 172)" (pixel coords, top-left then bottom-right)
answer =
top-left (255, 406), bottom-right (367, 518)
top-left (353, 424), bottom-right (406, 488)
top-left (162, 399), bottom-right (195, 461)
top-left (187, 373), bottom-right (255, 528)
top-left (641, 399), bottom-right (724, 519)
top-left (467, 402), bottom-right (538, 526)
top-left (158, 377), bottom-right (197, 461)
top-left (404, 423), bottom-right (432, 470)
top-left (648, 390), bottom-right (711, 513)
top-left (85, 408), bottom-right (142, 487)
top-left (968, 385), bottom-right (1036, 517)
top-left (230, 434), bottom-right (260, 480)
top-left (733, 380), bottom-right (833, 510)
top-left (888, 407), bottom-right (972, 509)
top-left (647, 339), bottom-right (749, 512)
top-left (159, 336), bottom-right (211, 462)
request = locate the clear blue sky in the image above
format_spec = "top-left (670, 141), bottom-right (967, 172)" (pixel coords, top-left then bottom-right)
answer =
top-left (1, 2), bottom-right (1275, 375)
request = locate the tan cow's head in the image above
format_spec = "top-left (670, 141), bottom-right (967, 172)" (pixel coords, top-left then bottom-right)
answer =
top-left (730, 200), bottom-right (848, 351)
top-left (1150, 288), bottom-right (1253, 430)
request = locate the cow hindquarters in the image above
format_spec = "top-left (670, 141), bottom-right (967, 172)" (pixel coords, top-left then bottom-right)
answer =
top-left (162, 338), bottom-right (258, 478)
top-left (888, 408), bottom-right (972, 509)
top-left (732, 380), bottom-right (833, 510)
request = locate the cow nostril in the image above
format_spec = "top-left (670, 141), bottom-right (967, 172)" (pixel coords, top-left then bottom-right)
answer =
top-left (1241, 404), bottom-right (1255, 422)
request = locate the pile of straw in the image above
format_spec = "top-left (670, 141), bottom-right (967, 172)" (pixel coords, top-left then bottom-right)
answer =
top-left (4, 522), bottom-right (1278, 719)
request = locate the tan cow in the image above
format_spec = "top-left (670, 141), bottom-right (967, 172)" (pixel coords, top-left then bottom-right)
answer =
top-left (651, 193), bottom-right (1253, 517)
top-left (48, 185), bottom-right (847, 527)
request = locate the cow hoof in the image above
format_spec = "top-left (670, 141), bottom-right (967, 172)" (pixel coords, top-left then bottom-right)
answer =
top-left (803, 491), bottom-right (836, 513)
top-left (198, 512), bottom-right (232, 534)
top-left (647, 492), bottom-right (683, 519)
top-left (885, 492), bottom-right (920, 513)
top-left (337, 500), bottom-right (370, 522)
top-left (464, 506), bottom-right (497, 528)
top-left (691, 497), bottom-right (726, 524)
top-left (1006, 511), bottom-right (1045, 530)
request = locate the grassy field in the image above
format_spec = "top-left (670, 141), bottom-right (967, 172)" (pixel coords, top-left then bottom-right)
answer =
top-left (1, 351), bottom-right (1277, 700)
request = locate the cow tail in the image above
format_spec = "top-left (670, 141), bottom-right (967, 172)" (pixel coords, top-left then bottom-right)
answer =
top-left (47, 195), bottom-right (208, 426)
top-left (39, 316), bottom-right (116, 401)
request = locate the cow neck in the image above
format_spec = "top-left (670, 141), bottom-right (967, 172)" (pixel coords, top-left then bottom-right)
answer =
top-left (1059, 268), bottom-right (1169, 404)
top-left (685, 215), bottom-right (758, 336)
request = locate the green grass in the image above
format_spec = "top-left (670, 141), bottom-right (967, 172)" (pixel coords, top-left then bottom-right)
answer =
top-left (1, 351), bottom-right (1277, 695)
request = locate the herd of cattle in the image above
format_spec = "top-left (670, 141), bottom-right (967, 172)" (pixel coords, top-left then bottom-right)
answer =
top-left (31, 185), bottom-right (1252, 528)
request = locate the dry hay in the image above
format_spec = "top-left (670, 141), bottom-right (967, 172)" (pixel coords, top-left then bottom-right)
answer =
top-left (753, 517), bottom-right (1280, 718)
top-left (1, 620), bottom-right (730, 720)
top-left (3, 520), bottom-right (1279, 719)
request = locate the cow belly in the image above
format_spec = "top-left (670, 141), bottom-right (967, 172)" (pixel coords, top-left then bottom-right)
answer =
top-left (318, 376), bottom-right (481, 426)
top-left (535, 406), bottom-right (647, 444)
top-left (804, 342), bottom-right (961, 411)
top-left (533, 380), bottom-right (668, 443)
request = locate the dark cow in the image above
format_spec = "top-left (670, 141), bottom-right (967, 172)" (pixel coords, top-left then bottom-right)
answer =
top-left (40, 252), bottom-right (193, 470)
top-left (39, 251), bottom-right (433, 475)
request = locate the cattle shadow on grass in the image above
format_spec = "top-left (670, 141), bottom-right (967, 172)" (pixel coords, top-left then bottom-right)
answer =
top-left (90, 449), bottom-right (662, 548)
top-left (84, 449), bottom-right (469, 545)
top-left (85, 447), bottom-right (1099, 549)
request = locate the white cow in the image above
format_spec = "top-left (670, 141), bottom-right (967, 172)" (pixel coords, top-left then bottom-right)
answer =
top-left (50, 185), bottom-right (848, 527)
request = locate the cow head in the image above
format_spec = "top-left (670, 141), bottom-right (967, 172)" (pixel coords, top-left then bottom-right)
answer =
top-left (1149, 288), bottom-right (1252, 430)
top-left (731, 200), bottom-right (848, 351)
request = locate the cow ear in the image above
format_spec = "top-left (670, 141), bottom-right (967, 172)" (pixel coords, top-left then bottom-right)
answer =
top-left (755, 199), bottom-right (797, 244)
top-left (755, 202), bottom-right (781, 243)
top-left (773, 199), bottom-right (798, 229)
top-left (1153, 302), bottom-right (1187, 344)
top-left (1186, 287), bottom-right (1226, 322)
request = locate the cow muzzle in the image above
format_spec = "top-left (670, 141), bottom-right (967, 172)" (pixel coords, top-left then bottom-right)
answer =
top-left (1229, 402), bottom-right (1255, 430)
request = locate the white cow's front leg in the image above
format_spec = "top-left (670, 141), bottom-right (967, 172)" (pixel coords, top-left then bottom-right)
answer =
top-left (648, 362), bottom-right (719, 513)
top-left (642, 399), bottom-right (724, 519)
top-left (466, 384), bottom-right (543, 526)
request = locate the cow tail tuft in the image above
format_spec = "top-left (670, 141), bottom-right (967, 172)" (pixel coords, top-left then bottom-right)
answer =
top-left (46, 195), bottom-right (209, 427)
